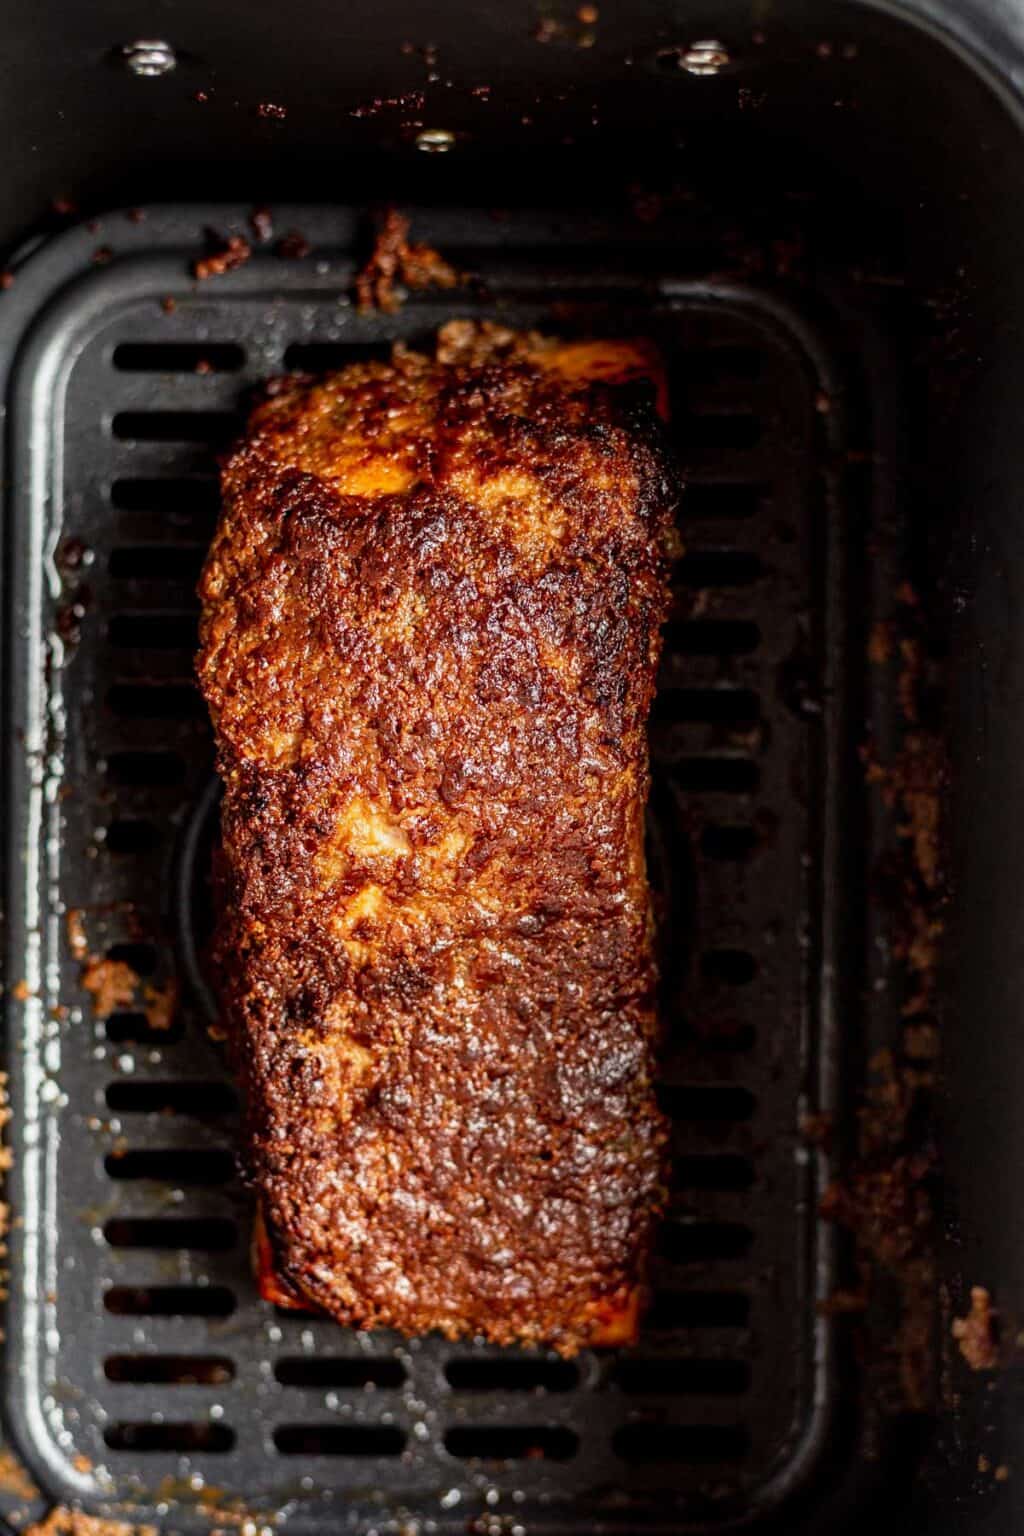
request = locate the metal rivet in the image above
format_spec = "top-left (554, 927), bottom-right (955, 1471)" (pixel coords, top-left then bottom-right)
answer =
top-left (415, 128), bottom-right (455, 154)
top-left (680, 39), bottom-right (731, 75)
top-left (121, 39), bottom-right (177, 77)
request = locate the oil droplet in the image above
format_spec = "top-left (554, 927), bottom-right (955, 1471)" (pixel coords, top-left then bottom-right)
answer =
top-left (680, 39), bottom-right (731, 74)
top-left (415, 128), bottom-right (455, 153)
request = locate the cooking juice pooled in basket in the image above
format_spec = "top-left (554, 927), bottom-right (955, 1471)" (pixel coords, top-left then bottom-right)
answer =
top-left (197, 321), bottom-right (680, 1351)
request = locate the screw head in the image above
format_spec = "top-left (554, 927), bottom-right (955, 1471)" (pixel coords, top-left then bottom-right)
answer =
top-left (415, 128), bottom-right (455, 154)
top-left (680, 39), bottom-right (731, 75)
top-left (121, 39), bottom-right (177, 77)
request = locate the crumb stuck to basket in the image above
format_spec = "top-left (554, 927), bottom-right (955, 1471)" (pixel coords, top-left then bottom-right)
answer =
top-left (74, 923), bottom-right (136, 1017)
top-left (23, 1510), bottom-right (156, 1536)
top-left (142, 979), bottom-right (178, 1032)
top-left (80, 957), bottom-right (137, 1019)
top-left (0, 1448), bottom-right (39, 1502)
top-left (191, 230), bottom-right (252, 281)
top-left (354, 207), bottom-right (461, 312)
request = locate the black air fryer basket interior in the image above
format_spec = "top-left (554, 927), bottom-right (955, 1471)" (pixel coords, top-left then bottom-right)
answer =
top-left (2, 3), bottom-right (1024, 1533)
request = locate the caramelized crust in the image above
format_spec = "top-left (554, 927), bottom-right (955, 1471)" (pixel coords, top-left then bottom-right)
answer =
top-left (198, 322), bottom-right (679, 1350)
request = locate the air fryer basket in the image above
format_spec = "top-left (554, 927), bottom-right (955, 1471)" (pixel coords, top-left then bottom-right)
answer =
top-left (2, 3), bottom-right (1024, 1534)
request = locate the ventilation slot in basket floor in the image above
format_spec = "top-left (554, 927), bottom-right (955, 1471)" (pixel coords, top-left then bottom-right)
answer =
top-left (113, 343), bottom-right (246, 373)
top-left (657, 1084), bottom-right (756, 1120)
top-left (105, 1080), bottom-right (236, 1116)
top-left (106, 682), bottom-right (206, 719)
top-left (444, 1426), bottom-right (580, 1463)
top-left (672, 1154), bottom-right (756, 1192)
top-left (274, 1357), bottom-right (407, 1389)
top-left (105, 1010), bottom-right (183, 1044)
top-left (104, 1149), bottom-right (236, 1183)
top-left (104, 819), bottom-right (161, 855)
top-left (104, 1423), bottom-right (236, 1454)
top-left (644, 1290), bottom-right (751, 1331)
top-left (103, 1218), bottom-right (237, 1251)
top-left (673, 758), bottom-right (759, 794)
top-left (273, 1425), bottom-right (407, 1457)
top-left (650, 687), bottom-right (760, 725)
top-left (104, 749), bottom-right (187, 786)
top-left (676, 551), bottom-right (762, 587)
top-left (108, 613), bottom-right (199, 649)
top-left (104, 1354), bottom-right (235, 1384)
top-left (103, 1286), bottom-right (237, 1318)
top-left (444, 1357), bottom-right (580, 1393)
top-left (700, 949), bottom-right (758, 986)
top-left (681, 483), bottom-right (765, 520)
top-left (610, 1357), bottom-right (751, 1395)
top-left (111, 411), bottom-right (239, 444)
top-left (658, 1222), bottom-right (755, 1263)
top-left (109, 546), bottom-right (206, 582)
top-left (666, 619), bottom-right (761, 656)
top-left (613, 1423), bottom-right (750, 1464)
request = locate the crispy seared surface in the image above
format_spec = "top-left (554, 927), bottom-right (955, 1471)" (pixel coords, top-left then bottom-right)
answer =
top-left (197, 322), bottom-right (678, 1350)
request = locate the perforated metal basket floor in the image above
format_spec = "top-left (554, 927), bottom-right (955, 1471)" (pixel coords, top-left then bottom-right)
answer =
top-left (1, 206), bottom-right (855, 1532)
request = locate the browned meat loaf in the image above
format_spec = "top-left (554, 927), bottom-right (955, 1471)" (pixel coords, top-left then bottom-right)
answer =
top-left (197, 321), bottom-right (679, 1350)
